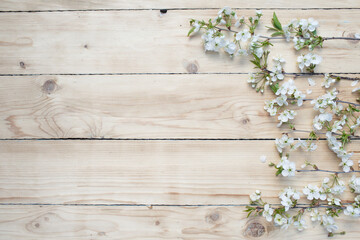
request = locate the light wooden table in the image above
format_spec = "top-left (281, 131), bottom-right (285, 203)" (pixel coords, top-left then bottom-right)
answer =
top-left (0, 1), bottom-right (359, 239)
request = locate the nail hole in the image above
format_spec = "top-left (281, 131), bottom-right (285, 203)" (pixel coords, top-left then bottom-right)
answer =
top-left (160, 9), bottom-right (167, 14)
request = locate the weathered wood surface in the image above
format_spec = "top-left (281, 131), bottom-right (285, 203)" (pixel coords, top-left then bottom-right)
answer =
top-left (0, 140), bottom-right (358, 204)
top-left (0, 205), bottom-right (359, 240)
top-left (0, 3), bottom-right (360, 239)
top-left (0, 0), bottom-right (359, 11)
top-left (0, 75), bottom-right (358, 139)
top-left (0, 10), bottom-right (359, 74)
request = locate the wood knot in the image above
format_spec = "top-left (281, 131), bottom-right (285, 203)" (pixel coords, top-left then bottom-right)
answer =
top-left (98, 232), bottom-right (106, 236)
top-left (42, 79), bottom-right (57, 94)
top-left (242, 117), bottom-right (250, 125)
top-left (84, 44), bottom-right (88, 49)
top-left (186, 62), bottom-right (199, 73)
top-left (19, 61), bottom-right (26, 69)
top-left (155, 220), bottom-right (160, 226)
top-left (34, 223), bottom-right (40, 228)
top-left (205, 211), bottom-right (221, 224)
top-left (244, 218), bottom-right (271, 238)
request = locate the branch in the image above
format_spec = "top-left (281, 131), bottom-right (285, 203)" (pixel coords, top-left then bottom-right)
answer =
top-left (213, 26), bottom-right (359, 40)
top-left (296, 169), bottom-right (360, 174)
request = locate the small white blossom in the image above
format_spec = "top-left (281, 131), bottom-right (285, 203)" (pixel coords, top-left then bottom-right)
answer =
top-left (275, 134), bottom-right (294, 153)
top-left (235, 29), bottom-right (251, 42)
top-left (321, 215), bottom-right (338, 233)
top-left (349, 175), bottom-right (360, 193)
top-left (224, 42), bottom-right (237, 55)
top-left (310, 208), bottom-right (321, 222)
top-left (277, 110), bottom-right (296, 127)
top-left (250, 190), bottom-right (261, 202)
top-left (293, 217), bottom-right (307, 231)
top-left (274, 214), bottom-right (287, 226)
top-left (263, 204), bottom-right (274, 222)
top-left (322, 74), bottom-right (336, 88)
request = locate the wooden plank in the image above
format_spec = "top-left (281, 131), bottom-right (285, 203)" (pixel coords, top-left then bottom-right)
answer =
top-left (0, 0), bottom-right (359, 11)
top-left (0, 10), bottom-right (359, 74)
top-left (0, 140), bottom-right (358, 204)
top-left (0, 74), bottom-right (358, 139)
top-left (0, 205), bottom-right (359, 239)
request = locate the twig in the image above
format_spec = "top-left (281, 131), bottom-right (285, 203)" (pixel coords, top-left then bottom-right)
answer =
top-left (296, 169), bottom-right (360, 174)
top-left (213, 26), bottom-right (359, 40)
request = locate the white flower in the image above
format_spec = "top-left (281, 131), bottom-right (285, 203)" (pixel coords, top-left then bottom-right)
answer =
top-left (321, 215), bottom-right (338, 233)
top-left (235, 29), bottom-right (251, 42)
top-left (236, 49), bottom-right (248, 56)
top-left (307, 18), bottom-right (319, 32)
top-left (330, 179), bottom-right (346, 195)
top-left (275, 95), bottom-right (288, 106)
top-left (277, 110), bottom-right (296, 127)
top-left (351, 80), bottom-right (359, 87)
top-left (293, 217), bottom-right (307, 231)
top-left (344, 205), bottom-right (360, 217)
top-left (275, 134), bottom-right (294, 153)
top-left (224, 42), bottom-right (237, 55)
top-left (279, 187), bottom-right (300, 211)
top-left (322, 74), bottom-right (336, 88)
top-left (354, 33), bottom-right (360, 39)
top-left (303, 184), bottom-right (321, 200)
top-left (263, 204), bottom-right (274, 222)
top-left (192, 21), bottom-right (201, 33)
top-left (264, 99), bottom-right (278, 116)
top-left (297, 53), bottom-right (322, 72)
top-left (339, 158), bottom-right (353, 173)
top-left (250, 190), bottom-right (261, 202)
top-left (260, 155), bottom-right (267, 163)
top-left (218, 6), bottom-right (232, 16)
top-left (349, 175), bottom-right (360, 193)
top-left (202, 29), bottom-right (227, 52)
top-left (313, 113), bottom-right (333, 130)
top-left (274, 214), bottom-right (287, 226)
top-left (281, 161), bottom-right (296, 177)
top-left (310, 208), bottom-right (321, 222)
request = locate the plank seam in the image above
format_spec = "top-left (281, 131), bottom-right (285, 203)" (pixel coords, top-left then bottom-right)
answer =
top-left (0, 203), bottom-right (351, 207)
top-left (0, 8), bottom-right (359, 13)
top-left (0, 138), bottom-right (359, 141)
top-left (0, 72), bottom-right (359, 77)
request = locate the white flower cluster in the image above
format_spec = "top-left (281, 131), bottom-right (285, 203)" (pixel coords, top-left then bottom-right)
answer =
top-left (297, 52), bottom-right (322, 72)
top-left (269, 56), bottom-right (285, 83)
top-left (326, 132), bottom-right (354, 172)
top-left (344, 196), bottom-right (360, 217)
top-left (282, 18), bottom-right (320, 50)
top-left (303, 177), bottom-right (345, 202)
top-left (279, 187), bottom-right (301, 211)
top-left (311, 88), bottom-right (339, 114)
top-left (202, 29), bottom-right (227, 52)
top-left (349, 175), bottom-right (360, 193)
top-left (264, 79), bottom-right (306, 127)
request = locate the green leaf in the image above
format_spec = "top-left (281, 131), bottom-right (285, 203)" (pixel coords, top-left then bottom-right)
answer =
top-left (272, 12), bottom-right (282, 31)
top-left (187, 27), bottom-right (196, 37)
top-left (270, 83), bottom-right (279, 94)
top-left (271, 31), bottom-right (284, 37)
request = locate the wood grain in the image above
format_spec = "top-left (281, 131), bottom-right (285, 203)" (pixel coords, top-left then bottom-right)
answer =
top-left (0, 75), bottom-right (358, 139)
top-left (0, 0), bottom-right (359, 11)
top-left (0, 10), bottom-right (359, 74)
top-left (0, 140), bottom-right (358, 204)
top-left (0, 205), bottom-right (359, 240)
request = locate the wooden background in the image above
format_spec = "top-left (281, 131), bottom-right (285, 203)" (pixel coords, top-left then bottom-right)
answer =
top-left (0, 0), bottom-right (359, 239)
